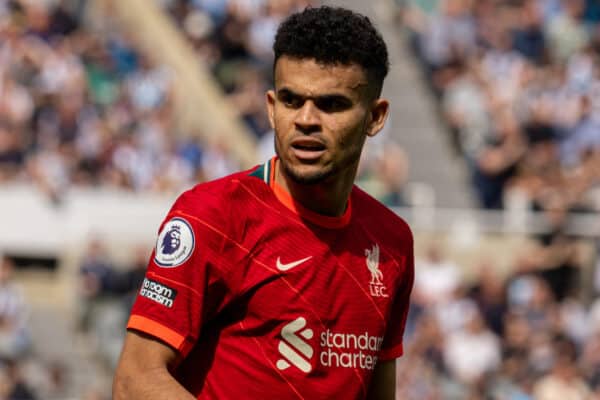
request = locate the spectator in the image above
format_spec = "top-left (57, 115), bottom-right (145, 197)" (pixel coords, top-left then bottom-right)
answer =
top-left (420, 0), bottom-right (477, 78)
top-left (545, 0), bottom-right (589, 63)
top-left (512, 0), bottom-right (547, 64)
top-left (580, 331), bottom-right (600, 392)
top-left (518, 205), bottom-right (584, 301)
top-left (0, 256), bottom-right (30, 360)
top-left (110, 245), bottom-right (148, 311)
top-left (532, 335), bottom-right (592, 400)
top-left (468, 262), bottom-right (508, 336)
top-left (414, 243), bottom-right (462, 306)
top-left (0, 359), bottom-right (37, 400)
top-left (443, 307), bottom-right (502, 384)
top-left (77, 238), bottom-right (118, 333)
top-left (471, 106), bottom-right (526, 209)
top-left (0, 120), bottom-right (24, 181)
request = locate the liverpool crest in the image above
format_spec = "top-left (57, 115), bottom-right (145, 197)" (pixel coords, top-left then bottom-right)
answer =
top-left (365, 244), bottom-right (388, 297)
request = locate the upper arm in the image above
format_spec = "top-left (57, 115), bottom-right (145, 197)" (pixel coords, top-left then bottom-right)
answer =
top-left (113, 330), bottom-right (194, 400)
top-left (127, 206), bottom-right (235, 358)
top-left (366, 359), bottom-right (396, 400)
top-left (116, 329), bottom-right (180, 373)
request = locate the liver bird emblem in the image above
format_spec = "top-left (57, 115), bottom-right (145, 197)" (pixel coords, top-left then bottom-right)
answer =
top-left (365, 244), bottom-right (383, 285)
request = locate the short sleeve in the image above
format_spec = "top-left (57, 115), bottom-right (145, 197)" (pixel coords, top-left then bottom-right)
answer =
top-left (127, 206), bottom-right (233, 358)
top-left (378, 239), bottom-right (414, 361)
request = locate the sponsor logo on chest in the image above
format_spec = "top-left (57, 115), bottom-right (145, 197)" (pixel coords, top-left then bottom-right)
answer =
top-left (276, 317), bottom-right (383, 373)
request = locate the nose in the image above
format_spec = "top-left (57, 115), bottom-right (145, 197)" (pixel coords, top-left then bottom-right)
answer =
top-left (294, 100), bottom-right (320, 134)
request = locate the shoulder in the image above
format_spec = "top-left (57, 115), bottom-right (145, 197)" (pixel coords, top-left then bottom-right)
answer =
top-left (351, 186), bottom-right (413, 247)
top-left (162, 167), bottom-right (270, 239)
top-left (170, 168), bottom-right (264, 218)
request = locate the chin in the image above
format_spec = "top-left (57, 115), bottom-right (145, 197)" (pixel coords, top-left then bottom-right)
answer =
top-left (282, 161), bottom-right (334, 185)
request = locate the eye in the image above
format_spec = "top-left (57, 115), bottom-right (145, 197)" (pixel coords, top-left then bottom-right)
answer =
top-left (315, 96), bottom-right (352, 113)
top-left (278, 91), bottom-right (303, 109)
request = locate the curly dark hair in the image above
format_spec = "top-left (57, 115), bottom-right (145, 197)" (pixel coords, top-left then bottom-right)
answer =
top-left (273, 6), bottom-right (389, 97)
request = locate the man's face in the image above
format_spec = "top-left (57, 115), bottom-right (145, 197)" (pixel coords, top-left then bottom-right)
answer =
top-left (266, 56), bottom-right (387, 185)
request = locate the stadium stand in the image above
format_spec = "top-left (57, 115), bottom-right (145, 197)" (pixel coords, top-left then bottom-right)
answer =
top-left (0, 0), bottom-right (216, 199)
top-left (403, 0), bottom-right (600, 213)
top-left (396, 0), bottom-right (600, 398)
top-left (0, 0), bottom-right (597, 399)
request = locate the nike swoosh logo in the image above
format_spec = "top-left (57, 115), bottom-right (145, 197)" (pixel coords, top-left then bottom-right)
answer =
top-left (276, 256), bottom-right (313, 271)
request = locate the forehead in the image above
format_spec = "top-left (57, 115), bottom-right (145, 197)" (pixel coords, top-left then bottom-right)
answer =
top-left (274, 56), bottom-right (369, 97)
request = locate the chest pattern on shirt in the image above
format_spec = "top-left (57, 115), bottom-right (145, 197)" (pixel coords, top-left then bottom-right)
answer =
top-left (276, 245), bottom-right (389, 373)
top-left (239, 234), bottom-right (400, 376)
top-left (226, 162), bottom-right (403, 376)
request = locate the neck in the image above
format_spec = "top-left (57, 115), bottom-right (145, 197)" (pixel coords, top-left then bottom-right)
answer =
top-left (274, 159), bottom-right (356, 217)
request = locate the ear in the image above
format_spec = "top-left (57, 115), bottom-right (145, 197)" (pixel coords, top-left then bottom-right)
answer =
top-left (266, 90), bottom-right (276, 130)
top-left (366, 98), bottom-right (389, 138)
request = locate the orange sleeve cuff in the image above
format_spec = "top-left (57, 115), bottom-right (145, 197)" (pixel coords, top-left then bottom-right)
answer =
top-left (378, 342), bottom-right (404, 361)
top-left (127, 315), bottom-right (194, 356)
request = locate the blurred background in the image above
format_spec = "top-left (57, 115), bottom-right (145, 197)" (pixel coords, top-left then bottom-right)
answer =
top-left (0, 0), bottom-right (598, 398)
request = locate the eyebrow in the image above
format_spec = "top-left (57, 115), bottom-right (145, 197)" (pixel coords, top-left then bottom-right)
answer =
top-left (276, 88), bottom-right (353, 103)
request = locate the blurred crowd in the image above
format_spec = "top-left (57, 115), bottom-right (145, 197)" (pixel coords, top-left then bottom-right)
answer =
top-left (0, 0), bottom-right (410, 206)
top-left (400, 230), bottom-right (600, 400)
top-left (0, 0), bottom-right (238, 202)
top-left (160, 0), bottom-right (313, 139)
top-left (403, 0), bottom-right (600, 211)
top-left (0, 242), bottom-right (146, 400)
top-left (400, 2), bottom-right (600, 395)
top-left (76, 239), bottom-right (147, 370)
top-left (0, 255), bottom-right (95, 400)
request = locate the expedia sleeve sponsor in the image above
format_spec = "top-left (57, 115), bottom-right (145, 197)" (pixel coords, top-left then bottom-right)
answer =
top-left (139, 278), bottom-right (178, 308)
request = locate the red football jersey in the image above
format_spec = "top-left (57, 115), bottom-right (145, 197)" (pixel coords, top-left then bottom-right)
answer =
top-left (128, 158), bottom-right (414, 399)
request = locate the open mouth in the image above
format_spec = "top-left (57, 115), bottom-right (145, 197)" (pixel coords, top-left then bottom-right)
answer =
top-left (291, 140), bottom-right (326, 152)
top-left (292, 143), bottom-right (326, 151)
top-left (290, 140), bottom-right (326, 161)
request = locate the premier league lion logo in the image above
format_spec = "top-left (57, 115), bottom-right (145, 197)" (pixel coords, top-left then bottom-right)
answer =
top-left (161, 225), bottom-right (181, 255)
top-left (154, 218), bottom-right (194, 268)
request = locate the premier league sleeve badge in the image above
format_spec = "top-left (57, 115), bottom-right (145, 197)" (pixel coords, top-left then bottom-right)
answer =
top-left (154, 217), bottom-right (195, 268)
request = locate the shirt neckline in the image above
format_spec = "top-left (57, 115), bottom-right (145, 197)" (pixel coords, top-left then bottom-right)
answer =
top-left (261, 157), bottom-right (352, 229)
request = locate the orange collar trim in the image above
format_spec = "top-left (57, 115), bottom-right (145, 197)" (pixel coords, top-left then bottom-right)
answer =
top-left (267, 158), bottom-right (352, 229)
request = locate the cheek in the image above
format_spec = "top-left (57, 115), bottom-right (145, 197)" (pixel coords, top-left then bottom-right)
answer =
top-left (327, 114), bottom-right (368, 147)
top-left (273, 120), bottom-right (289, 154)
top-left (272, 107), bottom-right (295, 132)
top-left (272, 112), bottom-right (288, 140)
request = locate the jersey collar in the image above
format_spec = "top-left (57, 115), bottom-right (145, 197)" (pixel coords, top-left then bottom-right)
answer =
top-left (250, 157), bottom-right (352, 229)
